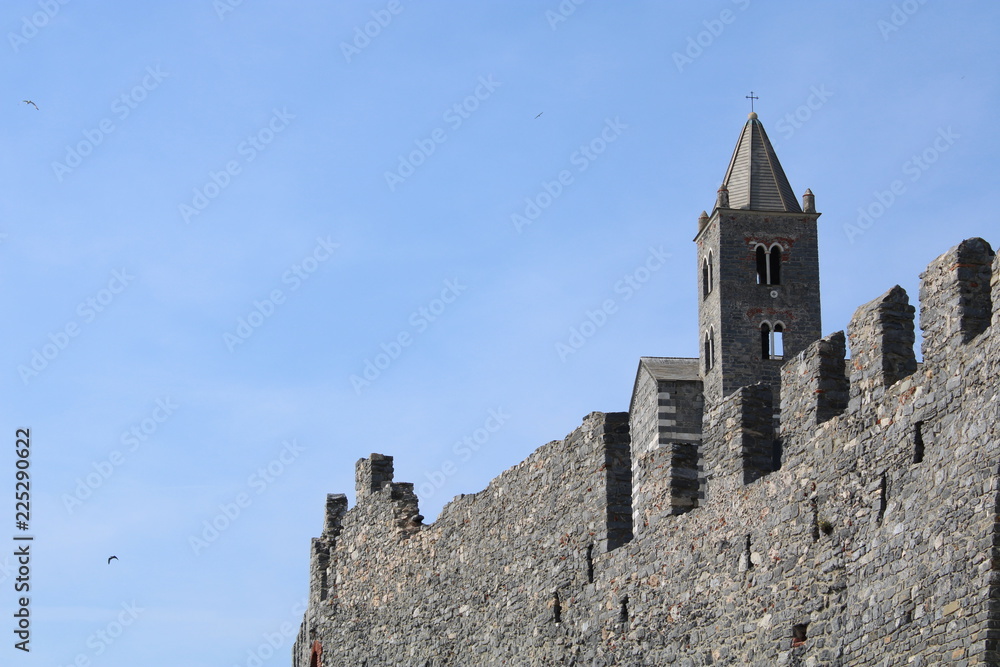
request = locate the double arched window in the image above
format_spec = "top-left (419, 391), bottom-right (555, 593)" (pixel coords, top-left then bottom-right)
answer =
top-left (760, 321), bottom-right (784, 360)
top-left (702, 251), bottom-right (714, 299)
top-left (754, 244), bottom-right (782, 285)
top-left (704, 327), bottom-right (716, 372)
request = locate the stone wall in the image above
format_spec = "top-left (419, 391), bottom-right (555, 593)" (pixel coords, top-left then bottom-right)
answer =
top-left (294, 238), bottom-right (999, 666)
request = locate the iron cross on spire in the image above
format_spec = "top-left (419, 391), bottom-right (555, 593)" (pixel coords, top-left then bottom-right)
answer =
top-left (746, 91), bottom-right (759, 113)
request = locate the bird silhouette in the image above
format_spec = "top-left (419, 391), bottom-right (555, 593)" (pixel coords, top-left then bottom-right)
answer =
top-left (107, 556), bottom-right (118, 564)
top-left (22, 100), bottom-right (38, 110)
top-left (534, 112), bottom-right (543, 119)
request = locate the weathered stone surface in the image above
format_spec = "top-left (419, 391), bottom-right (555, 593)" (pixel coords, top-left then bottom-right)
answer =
top-left (290, 116), bottom-right (998, 665)
top-left (292, 237), bottom-right (1000, 665)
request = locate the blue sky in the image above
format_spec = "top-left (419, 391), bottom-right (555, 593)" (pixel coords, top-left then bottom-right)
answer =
top-left (2, 1), bottom-right (997, 665)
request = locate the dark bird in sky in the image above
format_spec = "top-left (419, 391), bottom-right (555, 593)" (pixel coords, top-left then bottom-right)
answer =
top-left (107, 556), bottom-right (118, 564)
top-left (22, 100), bottom-right (38, 110)
top-left (535, 112), bottom-right (543, 119)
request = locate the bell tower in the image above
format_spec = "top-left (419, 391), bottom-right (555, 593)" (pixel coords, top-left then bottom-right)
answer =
top-left (694, 112), bottom-right (822, 406)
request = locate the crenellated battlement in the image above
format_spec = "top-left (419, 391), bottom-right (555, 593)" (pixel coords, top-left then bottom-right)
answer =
top-left (295, 235), bottom-right (1000, 665)
top-left (779, 330), bottom-right (848, 439)
top-left (846, 284), bottom-right (917, 411)
top-left (702, 382), bottom-right (773, 491)
top-left (354, 452), bottom-right (395, 497)
top-left (352, 454), bottom-right (423, 532)
top-left (920, 237), bottom-right (994, 366)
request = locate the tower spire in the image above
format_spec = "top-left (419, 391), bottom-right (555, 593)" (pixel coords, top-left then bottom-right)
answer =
top-left (695, 113), bottom-right (822, 406)
top-left (720, 114), bottom-right (800, 213)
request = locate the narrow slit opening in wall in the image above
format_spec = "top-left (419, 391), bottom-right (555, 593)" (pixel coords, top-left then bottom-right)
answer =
top-left (771, 437), bottom-right (783, 472)
top-left (792, 623), bottom-right (808, 647)
top-left (619, 596), bottom-right (629, 626)
top-left (586, 544), bottom-right (594, 584)
top-left (744, 534), bottom-right (753, 569)
top-left (811, 500), bottom-right (819, 542)
top-left (913, 421), bottom-right (925, 464)
top-left (553, 590), bottom-right (561, 624)
top-left (877, 472), bottom-right (888, 523)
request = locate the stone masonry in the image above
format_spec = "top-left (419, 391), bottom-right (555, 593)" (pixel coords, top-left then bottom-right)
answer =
top-left (293, 114), bottom-right (1000, 666)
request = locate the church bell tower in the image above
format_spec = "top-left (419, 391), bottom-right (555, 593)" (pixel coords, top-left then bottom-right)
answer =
top-left (694, 111), bottom-right (822, 406)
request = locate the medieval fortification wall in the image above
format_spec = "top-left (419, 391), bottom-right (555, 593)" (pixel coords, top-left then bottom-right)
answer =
top-left (293, 237), bottom-right (999, 666)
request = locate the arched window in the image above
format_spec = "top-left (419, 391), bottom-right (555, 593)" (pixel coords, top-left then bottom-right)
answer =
top-left (704, 331), bottom-right (711, 372)
top-left (768, 244), bottom-right (782, 285)
top-left (704, 329), bottom-right (715, 372)
top-left (772, 322), bottom-right (784, 358)
top-left (761, 321), bottom-right (785, 359)
top-left (754, 244), bottom-right (783, 285)
top-left (710, 327), bottom-right (716, 370)
top-left (702, 252), bottom-right (715, 298)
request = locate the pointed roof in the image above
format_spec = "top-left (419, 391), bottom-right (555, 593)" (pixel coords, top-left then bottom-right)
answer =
top-left (720, 112), bottom-right (801, 213)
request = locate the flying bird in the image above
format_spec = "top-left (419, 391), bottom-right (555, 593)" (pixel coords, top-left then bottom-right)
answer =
top-left (107, 556), bottom-right (118, 564)
top-left (22, 100), bottom-right (38, 110)
top-left (534, 112), bottom-right (543, 119)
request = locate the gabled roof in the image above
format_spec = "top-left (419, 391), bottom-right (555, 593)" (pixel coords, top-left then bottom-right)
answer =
top-left (721, 113), bottom-right (801, 213)
top-left (639, 357), bottom-right (701, 382)
top-left (628, 357), bottom-right (701, 415)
